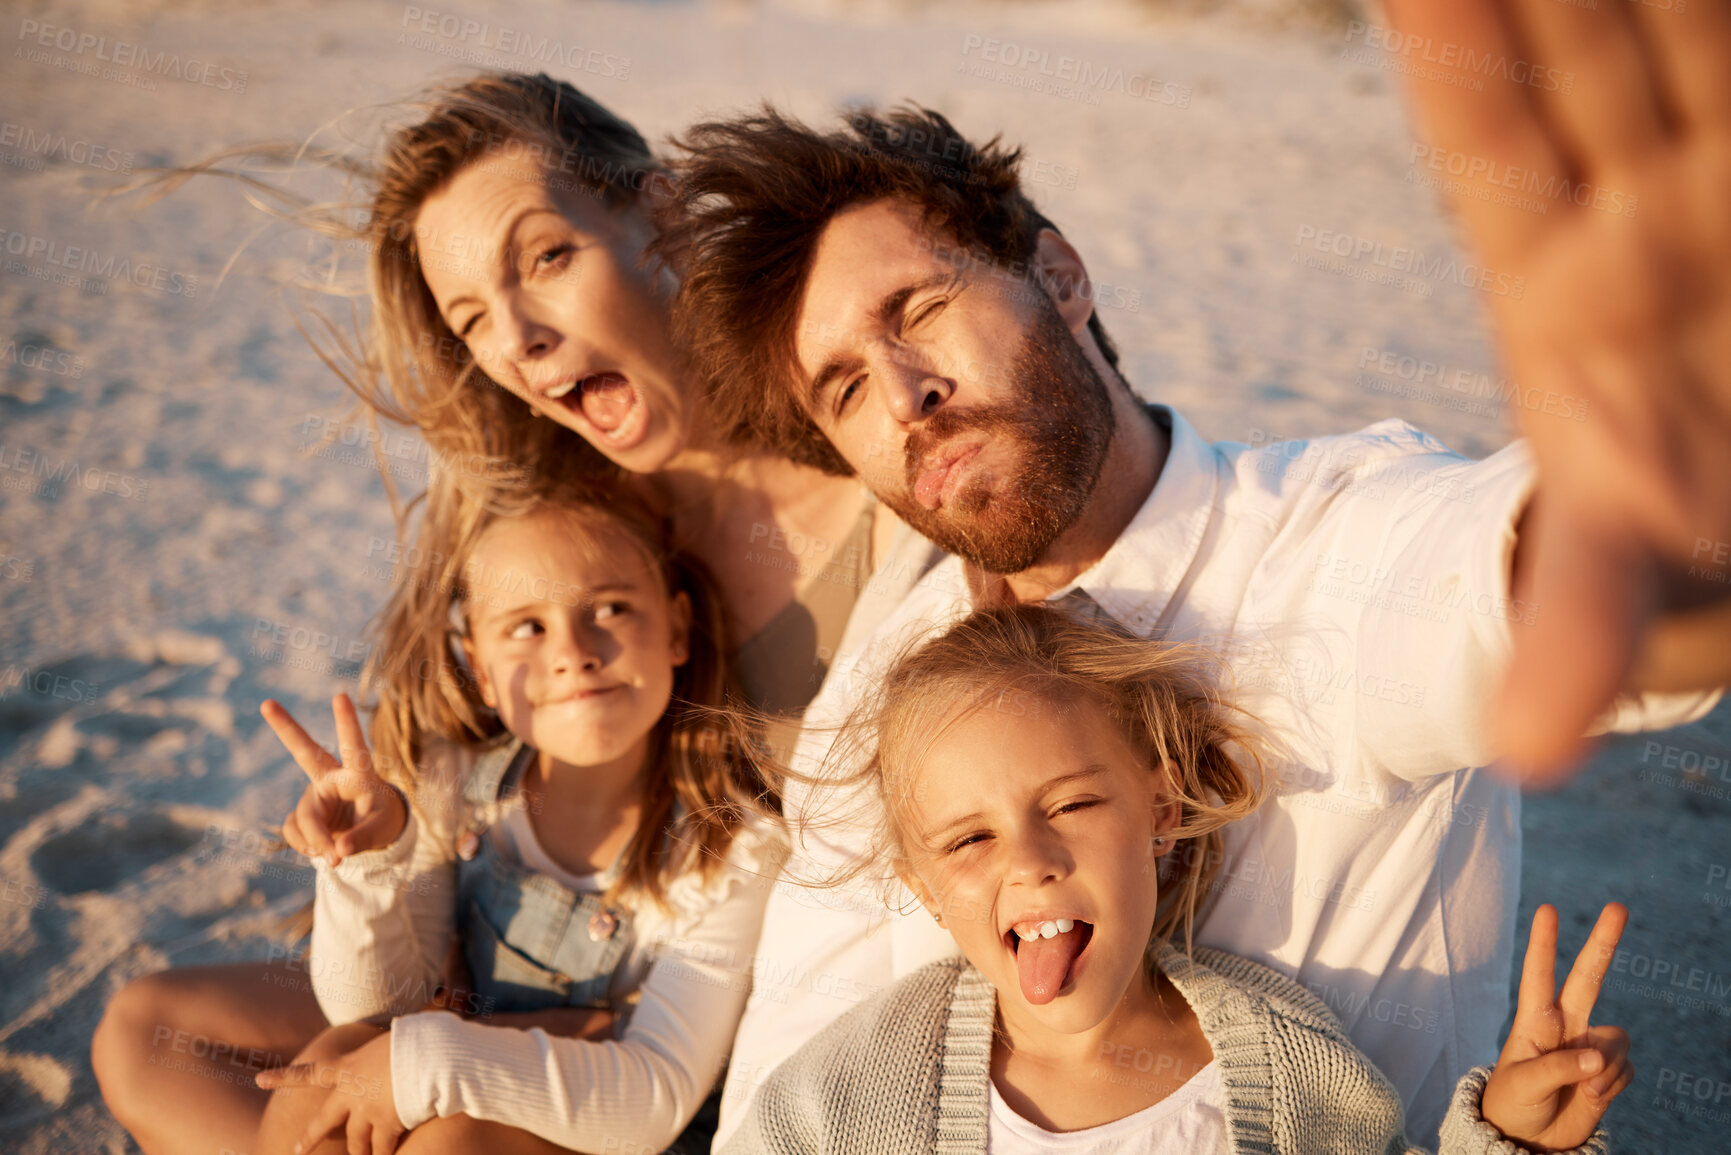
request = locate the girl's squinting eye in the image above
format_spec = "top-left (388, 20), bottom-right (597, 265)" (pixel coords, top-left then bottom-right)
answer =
top-left (593, 599), bottom-right (632, 621)
top-left (945, 831), bottom-right (990, 856)
top-left (1053, 799), bottom-right (1100, 818)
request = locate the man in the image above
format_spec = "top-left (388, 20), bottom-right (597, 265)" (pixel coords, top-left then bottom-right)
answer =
top-left (663, 2), bottom-right (1731, 1144)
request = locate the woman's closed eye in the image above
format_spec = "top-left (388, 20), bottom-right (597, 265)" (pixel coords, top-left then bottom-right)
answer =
top-left (528, 242), bottom-right (575, 275)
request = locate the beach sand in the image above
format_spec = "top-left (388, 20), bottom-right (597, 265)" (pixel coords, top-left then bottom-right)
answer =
top-left (1, 1), bottom-right (1727, 1150)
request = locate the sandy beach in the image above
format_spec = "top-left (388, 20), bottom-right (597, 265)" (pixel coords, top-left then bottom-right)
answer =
top-left (1, 0), bottom-right (1728, 1150)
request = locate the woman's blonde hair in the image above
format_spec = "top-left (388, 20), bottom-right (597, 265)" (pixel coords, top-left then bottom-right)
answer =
top-left (842, 604), bottom-right (1267, 950)
top-left (365, 452), bottom-right (774, 910)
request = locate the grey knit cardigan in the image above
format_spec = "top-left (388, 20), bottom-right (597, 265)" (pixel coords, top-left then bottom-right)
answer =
top-left (721, 942), bottom-right (1609, 1155)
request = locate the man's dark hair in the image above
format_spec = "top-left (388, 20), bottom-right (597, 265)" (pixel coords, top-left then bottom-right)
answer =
top-left (659, 104), bottom-right (1121, 476)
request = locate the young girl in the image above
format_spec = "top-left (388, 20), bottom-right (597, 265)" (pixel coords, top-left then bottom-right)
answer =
top-left (251, 466), bottom-right (782, 1155)
top-left (727, 605), bottom-right (1632, 1154)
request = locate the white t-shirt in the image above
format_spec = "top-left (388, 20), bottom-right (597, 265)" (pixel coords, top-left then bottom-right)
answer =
top-left (716, 407), bottom-right (1720, 1148)
top-left (987, 1063), bottom-right (1226, 1154)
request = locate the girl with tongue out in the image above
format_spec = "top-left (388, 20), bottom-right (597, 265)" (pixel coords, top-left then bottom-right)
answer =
top-left (723, 605), bottom-right (1636, 1155)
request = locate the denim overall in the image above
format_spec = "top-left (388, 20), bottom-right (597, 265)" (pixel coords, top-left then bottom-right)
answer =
top-left (455, 739), bottom-right (635, 1014)
top-left (453, 739), bottom-right (722, 1154)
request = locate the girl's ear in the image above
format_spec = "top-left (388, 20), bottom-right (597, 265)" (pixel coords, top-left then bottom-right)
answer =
top-left (895, 862), bottom-right (946, 926)
top-left (462, 640), bottom-right (498, 710)
top-left (1151, 758), bottom-right (1182, 856)
top-left (667, 589), bottom-right (692, 667)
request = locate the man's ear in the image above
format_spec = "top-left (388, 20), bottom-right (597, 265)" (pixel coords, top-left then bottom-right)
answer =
top-left (667, 589), bottom-right (692, 668)
top-left (1033, 227), bottom-right (1095, 337)
top-left (462, 639), bottom-right (498, 710)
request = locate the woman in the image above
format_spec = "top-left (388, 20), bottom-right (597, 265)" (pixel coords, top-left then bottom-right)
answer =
top-left (91, 72), bottom-right (933, 1155)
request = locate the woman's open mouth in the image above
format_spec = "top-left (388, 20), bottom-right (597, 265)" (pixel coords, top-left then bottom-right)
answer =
top-left (1007, 918), bottom-right (1094, 1006)
top-left (542, 373), bottom-right (650, 452)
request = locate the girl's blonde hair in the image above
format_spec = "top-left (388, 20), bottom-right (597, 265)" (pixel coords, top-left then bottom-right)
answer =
top-left (366, 452), bottom-right (774, 910)
top-left (846, 604), bottom-right (1267, 950)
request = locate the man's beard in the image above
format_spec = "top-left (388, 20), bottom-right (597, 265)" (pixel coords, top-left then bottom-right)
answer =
top-left (881, 300), bottom-right (1117, 575)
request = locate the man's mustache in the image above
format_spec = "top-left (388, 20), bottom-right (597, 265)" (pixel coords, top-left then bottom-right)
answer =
top-left (902, 406), bottom-right (1019, 489)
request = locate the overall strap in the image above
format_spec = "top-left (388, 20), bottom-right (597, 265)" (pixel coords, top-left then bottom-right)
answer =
top-left (464, 736), bottom-right (528, 812)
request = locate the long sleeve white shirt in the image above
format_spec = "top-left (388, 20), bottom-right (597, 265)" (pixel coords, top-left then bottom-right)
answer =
top-left (307, 741), bottom-right (783, 1153)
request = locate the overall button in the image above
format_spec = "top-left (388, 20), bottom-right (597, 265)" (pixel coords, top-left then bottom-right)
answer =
top-left (587, 908), bottom-right (619, 942)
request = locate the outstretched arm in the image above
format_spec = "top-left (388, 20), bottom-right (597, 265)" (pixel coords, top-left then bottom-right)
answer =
top-left (1383, 0), bottom-right (1731, 781)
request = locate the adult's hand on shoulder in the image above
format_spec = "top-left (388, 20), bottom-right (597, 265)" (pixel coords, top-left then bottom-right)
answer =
top-left (1382, 0), bottom-right (1731, 781)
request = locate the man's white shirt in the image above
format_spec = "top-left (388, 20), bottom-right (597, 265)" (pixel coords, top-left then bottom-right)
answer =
top-left (717, 407), bottom-right (1719, 1147)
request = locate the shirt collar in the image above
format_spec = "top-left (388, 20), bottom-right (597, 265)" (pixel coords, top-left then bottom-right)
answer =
top-left (1048, 405), bottom-right (1220, 637)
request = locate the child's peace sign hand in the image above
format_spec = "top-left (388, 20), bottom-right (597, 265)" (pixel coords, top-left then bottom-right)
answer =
top-left (261, 693), bottom-right (407, 868)
top-left (1482, 903), bottom-right (1632, 1151)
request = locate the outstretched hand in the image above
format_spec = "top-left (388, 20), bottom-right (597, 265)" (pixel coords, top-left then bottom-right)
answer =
top-left (1482, 903), bottom-right (1632, 1150)
top-left (262, 693), bottom-right (407, 868)
top-left (1382, 0), bottom-right (1731, 781)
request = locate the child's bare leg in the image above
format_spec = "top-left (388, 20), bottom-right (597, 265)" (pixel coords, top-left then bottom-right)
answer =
top-left (252, 1021), bottom-right (388, 1155)
top-left (91, 962), bottom-right (328, 1155)
top-left (398, 1114), bottom-right (575, 1154)
top-left (253, 1008), bottom-right (617, 1154)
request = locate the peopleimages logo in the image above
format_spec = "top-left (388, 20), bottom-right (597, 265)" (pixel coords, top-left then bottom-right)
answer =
top-left (16, 20), bottom-right (248, 92)
top-left (0, 229), bottom-right (199, 298)
top-left (1293, 225), bottom-right (1525, 299)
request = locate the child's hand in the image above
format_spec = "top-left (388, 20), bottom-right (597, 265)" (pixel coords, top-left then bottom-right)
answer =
top-left (1482, 903), bottom-right (1633, 1151)
top-left (262, 693), bottom-right (407, 868)
top-left (256, 1026), bottom-right (405, 1154)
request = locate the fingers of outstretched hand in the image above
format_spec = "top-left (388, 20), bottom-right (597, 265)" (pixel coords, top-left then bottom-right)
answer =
top-left (1628, 0), bottom-right (1731, 132)
top-left (331, 693), bottom-right (374, 779)
top-left (1493, 501), bottom-right (1652, 781)
top-left (1378, 0), bottom-right (1564, 256)
top-left (262, 700), bottom-right (340, 783)
top-left (1558, 903), bottom-right (1628, 1030)
top-left (1504, 0), bottom-right (1666, 165)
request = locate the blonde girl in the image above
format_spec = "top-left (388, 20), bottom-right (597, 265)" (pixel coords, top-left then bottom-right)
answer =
top-left (727, 605), bottom-right (1632, 1155)
top-left (249, 462), bottom-right (780, 1155)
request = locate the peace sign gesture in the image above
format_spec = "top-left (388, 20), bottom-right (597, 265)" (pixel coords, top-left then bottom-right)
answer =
top-left (1481, 903), bottom-right (1633, 1149)
top-left (261, 693), bottom-right (408, 867)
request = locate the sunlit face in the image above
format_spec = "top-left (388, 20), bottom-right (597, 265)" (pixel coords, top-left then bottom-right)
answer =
top-left (461, 509), bottom-right (690, 770)
top-left (792, 198), bottom-right (1114, 574)
top-left (895, 692), bottom-right (1175, 1036)
top-left (416, 152), bottom-right (691, 472)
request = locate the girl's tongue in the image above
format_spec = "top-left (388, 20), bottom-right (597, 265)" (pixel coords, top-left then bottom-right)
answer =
top-left (578, 373), bottom-right (635, 432)
top-left (1016, 922), bottom-right (1088, 1006)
